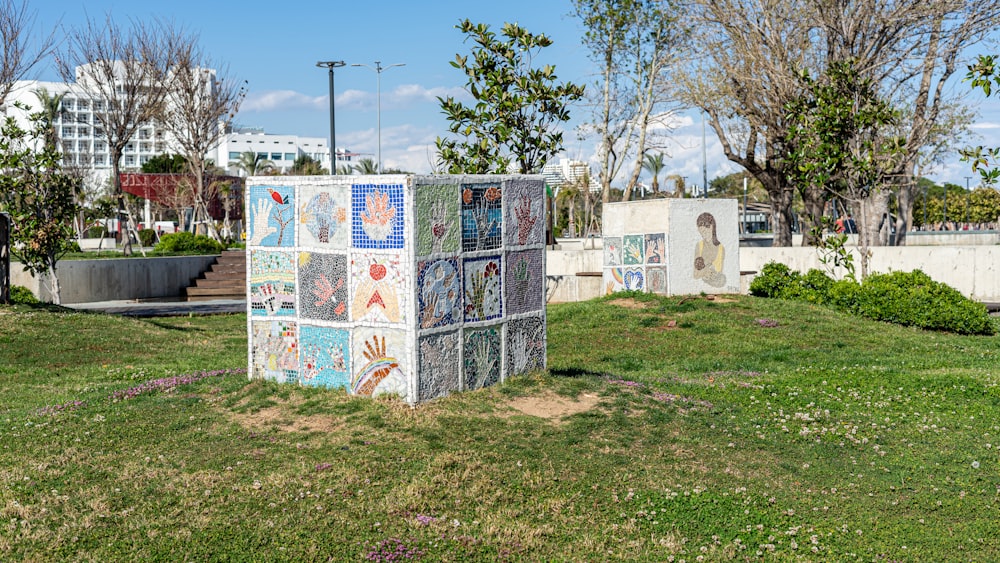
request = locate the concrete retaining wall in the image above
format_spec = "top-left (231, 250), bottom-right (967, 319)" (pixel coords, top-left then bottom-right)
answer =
top-left (11, 255), bottom-right (219, 303)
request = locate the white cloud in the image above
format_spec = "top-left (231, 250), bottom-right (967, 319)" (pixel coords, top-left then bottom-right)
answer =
top-left (971, 121), bottom-right (1000, 130)
top-left (335, 84), bottom-right (470, 111)
top-left (242, 90), bottom-right (325, 112)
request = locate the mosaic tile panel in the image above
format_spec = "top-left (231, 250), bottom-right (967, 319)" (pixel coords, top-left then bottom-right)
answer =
top-left (250, 320), bottom-right (298, 383)
top-left (248, 185), bottom-right (295, 247)
top-left (298, 252), bottom-right (349, 322)
top-left (417, 330), bottom-right (461, 402)
top-left (299, 183), bottom-right (349, 249)
top-left (461, 183), bottom-right (503, 252)
top-left (504, 249), bottom-right (544, 315)
top-left (504, 179), bottom-right (544, 246)
top-left (623, 234), bottom-right (645, 265)
top-left (352, 183), bottom-right (405, 249)
top-left (250, 251), bottom-right (296, 316)
top-left (604, 237), bottom-right (622, 266)
top-left (505, 315), bottom-right (545, 379)
top-left (463, 325), bottom-right (501, 391)
top-left (299, 325), bottom-right (350, 388)
top-left (417, 257), bottom-right (461, 329)
top-left (463, 255), bottom-right (503, 323)
top-left (645, 233), bottom-right (665, 264)
top-left (623, 266), bottom-right (645, 291)
top-left (603, 267), bottom-right (624, 295)
top-left (647, 266), bottom-right (668, 294)
top-left (351, 253), bottom-right (405, 324)
top-left (416, 183), bottom-right (460, 255)
top-left (352, 327), bottom-right (409, 401)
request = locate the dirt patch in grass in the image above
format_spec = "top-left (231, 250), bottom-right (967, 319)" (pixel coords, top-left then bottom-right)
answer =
top-left (228, 399), bottom-right (346, 434)
top-left (607, 297), bottom-right (654, 309)
top-left (503, 392), bottom-right (601, 422)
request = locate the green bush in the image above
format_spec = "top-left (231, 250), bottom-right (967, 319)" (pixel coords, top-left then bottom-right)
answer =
top-left (85, 225), bottom-right (108, 238)
top-left (153, 231), bottom-right (224, 254)
top-left (750, 261), bottom-right (996, 335)
top-left (9, 285), bottom-right (38, 304)
top-left (138, 228), bottom-right (157, 248)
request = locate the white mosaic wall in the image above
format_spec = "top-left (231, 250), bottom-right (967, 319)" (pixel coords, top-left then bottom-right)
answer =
top-left (602, 199), bottom-right (740, 296)
top-left (246, 175), bottom-right (547, 404)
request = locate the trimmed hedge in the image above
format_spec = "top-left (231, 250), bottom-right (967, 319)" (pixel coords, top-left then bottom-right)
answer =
top-left (749, 262), bottom-right (996, 335)
top-left (152, 232), bottom-right (224, 255)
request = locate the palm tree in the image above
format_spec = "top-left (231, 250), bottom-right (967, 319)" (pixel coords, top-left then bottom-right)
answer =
top-left (642, 152), bottom-right (665, 194)
top-left (290, 154), bottom-right (327, 175)
top-left (336, 164), bottom-right (355, 175)
top-left (229, 150), bottom-right (274, 176)
top-left (352, 157), bottom-right (378, 175)
top-left (33, 87), bottom-right (65, 151)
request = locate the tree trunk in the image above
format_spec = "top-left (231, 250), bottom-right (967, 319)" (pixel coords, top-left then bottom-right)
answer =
top-left (768, 187), bottom-right (795, 247)
top-left (894, 178), bottom-right (914, 246)
top-left (799, 186), bottom-right (827, 246)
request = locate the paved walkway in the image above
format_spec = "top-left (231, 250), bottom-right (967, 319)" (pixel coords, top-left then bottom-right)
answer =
top-left (66, 298), bottom-right (246, 317)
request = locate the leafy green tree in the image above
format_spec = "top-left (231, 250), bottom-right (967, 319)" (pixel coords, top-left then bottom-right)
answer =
top-left (960, 55), bottom-right (1000, 186)
top-left (141, 153), bottom-right (188, 173)
top-left (290, 154), bottom-right (327, 175)
top-left (435, 19), bottom-right (585, 174)
top-left (784, 59), bottom-right (903, 277)
top-left (352, 157), bottom-right (378, 175)
top-left (229, 150), bottom-right (274, 176)
top-left (31, 87), bottom-right (63, 150)
top-left (0, 106), bottom-right (79, 304)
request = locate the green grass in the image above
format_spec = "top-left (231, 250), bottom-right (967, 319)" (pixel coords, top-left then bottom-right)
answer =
top-left (1, 295), bottom-right (998, 561)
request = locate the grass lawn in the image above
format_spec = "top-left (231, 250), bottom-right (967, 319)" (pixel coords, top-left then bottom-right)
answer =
top-left (1, 294), bottom-right (998, 561)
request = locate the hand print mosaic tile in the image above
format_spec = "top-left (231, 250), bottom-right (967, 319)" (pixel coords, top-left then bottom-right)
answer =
top-left (416, 183), bottom-right (460, 255)
top-left (461, 183), bottom-right (503, 251)
top-left (248, 185), bottom-right (295, 247)
top-left (246, 174), bottom-right (547, 405)
top-left (352, 183), bottom-right (405, 249)
top-left (298, 252), bottom-right (349, 322)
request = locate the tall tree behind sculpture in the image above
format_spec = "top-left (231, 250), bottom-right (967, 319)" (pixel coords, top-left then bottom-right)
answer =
top-left (158, 37), bottom-right (246, 239)
top-left (572, 0), bottom-right (689, 203)
top-left (57, 15), bottom-right (175, 255)
top-left (435, 19), bottom-right (584, 175)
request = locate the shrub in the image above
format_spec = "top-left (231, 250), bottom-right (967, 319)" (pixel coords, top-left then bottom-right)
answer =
top-left (153, 231), bottom-right (224, 254)
top-left (9, 285), bottom-right (38, 304)
top-left (138, 228), bottom-right (157, 248)
top-left (750, 262), bottom-right (996, 335)
top-left (85, 225), bottom-right (108, 238)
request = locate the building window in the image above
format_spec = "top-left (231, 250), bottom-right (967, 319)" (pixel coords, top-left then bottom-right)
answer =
top-left (76, 99), bottom-right (89, 110)
top-left (78, 126), bottom-right (89, 137)
top-left (257, 152), bottom-right (267, 160)
top-left (229, 152), bottom-right (241, 160)
top-left (61, 126), bottom-right (74, 137)
top-left (125, 143), bottom-right (135, 153)
top-left (93, 100), bottom-right (104, 111)
top-left (77, 141), bottom-right (90, 153)
top-left (63, 98), bottom-right (74, 110)
top-left (271, 153), bottom-right (281, 160)
top-left (284, 153), bottom-right (295, 161)
top-left (124, 155), bottom-right (135, 166)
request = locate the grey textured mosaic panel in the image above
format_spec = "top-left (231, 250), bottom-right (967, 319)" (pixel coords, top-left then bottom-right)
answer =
top-left (298, 252), bottom-right (349, 321)
top-left (504, 249), bottom-right (544, 315)
top-left (503, 178), bottom-right (545, 246)
top-left (647, 266), bottom-right (668, 294)
top-left (604, 237), bottom-right (622, 266)
top-left (505, 315), bottom-right (545, 379)
top-left (417, 330), bottom-right (461, 402)
top-left (417, 257), bottom-right (462, 329)
top-left (463, 325), bottom-right (502, 391)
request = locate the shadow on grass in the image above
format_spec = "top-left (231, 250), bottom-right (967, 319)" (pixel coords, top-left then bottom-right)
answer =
top-left (550, 367), bottom-right (613, 379)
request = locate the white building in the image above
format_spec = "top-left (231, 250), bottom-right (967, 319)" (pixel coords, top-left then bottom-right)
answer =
top-left (542, 158), bottom-right (600, 193)
top-left (210, 127), bottom-right (332, 176)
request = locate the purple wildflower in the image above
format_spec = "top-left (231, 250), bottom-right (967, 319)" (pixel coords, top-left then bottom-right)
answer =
top-left (364, 538), bottom-right (426, 562)
top-left (315, 462), bottom-right (334, 472)
top-left (414, 514), bottom-right (437, 526)
top-left (109, 368), bottom-right (247, 401)
top-left (756, 318), bottom-right (780, 328)
top-left (37, 400), bottom-right (87, 416)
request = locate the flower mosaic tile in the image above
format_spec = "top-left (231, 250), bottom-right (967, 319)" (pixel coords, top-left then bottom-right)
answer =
top-left (352, 183), bottom-right (405, 249)
top-left (461, 183), bottom-right (503, 251)
top-left (248, 185), bottom-right (295, 247)
top-left (299, 183), bottom-right (349, 249)
top-left (299, 325), bottom-right (351, 388)
top-left (250, 320), bottom-right (298, 383)
top-left (416, 183), bottom-right (460, 255)
top-left (417, 330), bottom-right (461, 401)
top-left (463, 325), bottom-right (501, 391)
top-left (463, 255), bottom-right (502, 322)
top-left (298, 252), bottom-right (349, 322)
top-left (351, 253), bottom-right (405, 324)
top-left (250, 251), bottom-right (296, 316)
top-left (417, 257), bottom-right (462, 329)
top-left (504, 249), bottom-right (544, 315)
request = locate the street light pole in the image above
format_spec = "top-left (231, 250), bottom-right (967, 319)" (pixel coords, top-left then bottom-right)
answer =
top-left (352, 61), bottom-right (405, 174)
top-left (316, 60), bottom-right (345, 175)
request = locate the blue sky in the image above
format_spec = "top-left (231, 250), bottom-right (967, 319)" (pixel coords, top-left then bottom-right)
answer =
top-left (31, 1), bottom-right (1000, 187)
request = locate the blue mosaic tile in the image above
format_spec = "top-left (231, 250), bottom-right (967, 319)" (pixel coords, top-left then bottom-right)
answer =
top-left (623, 266), bottom-right (645, 291)
top-left (299, 325), bottom-right (351, 389)
top-left (352, 183), bottom-right (405, 249)
top-left (417, 257), bottom-right (462, 329)
top-left (248, 185), bottom-right (295, 247)
top-left (461, 183), bottom-right (503, 251)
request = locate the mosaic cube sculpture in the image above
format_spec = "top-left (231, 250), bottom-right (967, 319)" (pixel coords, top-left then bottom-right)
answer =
top-left (602, 199), bottom-right (740, 296)
top-left (246, 175), bottom-right (547, 404)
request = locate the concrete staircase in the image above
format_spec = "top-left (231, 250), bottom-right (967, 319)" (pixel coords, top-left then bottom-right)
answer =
top-left (184, 249), bottom-right (247, 301)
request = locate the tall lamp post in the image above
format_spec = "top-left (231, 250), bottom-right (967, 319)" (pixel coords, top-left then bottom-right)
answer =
top-left (316, 60), bottom-right (345, 175)
top-left (352, 61), bottom-right (405, 174)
